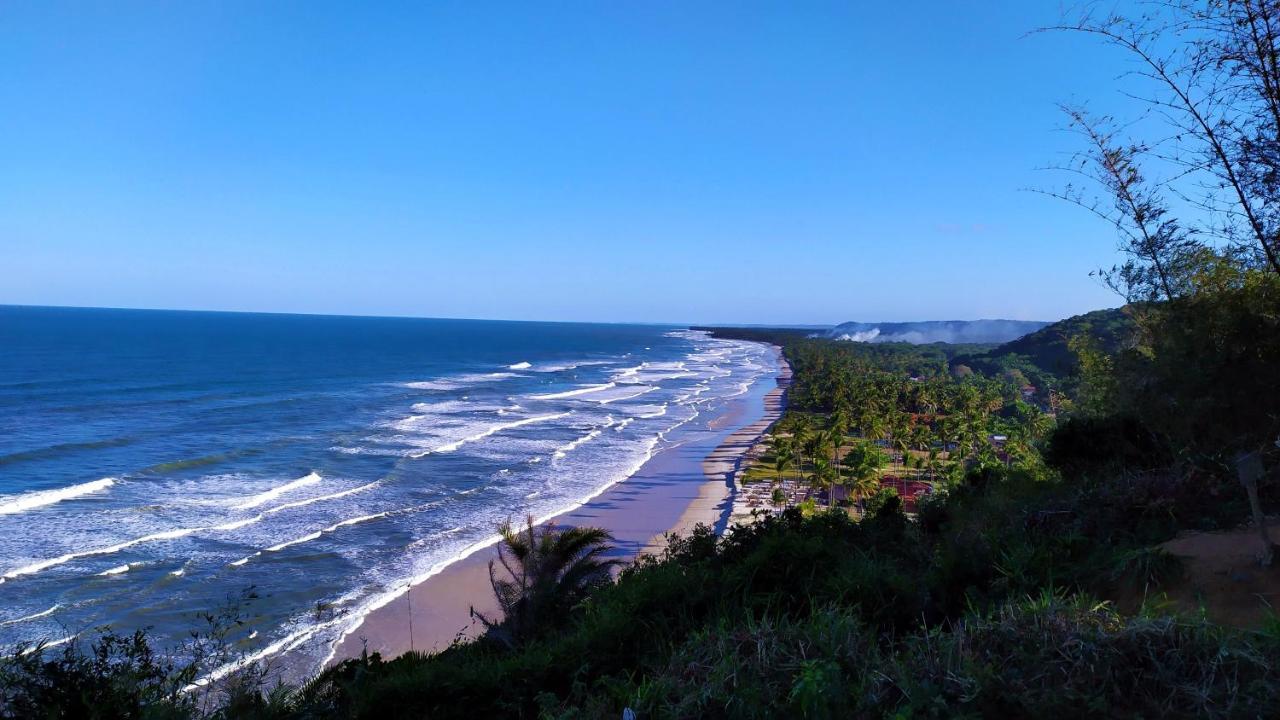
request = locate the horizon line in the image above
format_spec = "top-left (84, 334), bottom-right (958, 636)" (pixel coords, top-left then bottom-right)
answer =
top-left (0, 302), bottom-right (1079, 328)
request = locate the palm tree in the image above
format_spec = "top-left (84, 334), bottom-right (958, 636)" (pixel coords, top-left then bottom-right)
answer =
top-left (862, 413), bottom-right (886, 445)
top-left (473, 516), bottom-right (618, 648)
top-left (820, 425), bottom-right (843, 472)
top-left (848, 472), bottom-right (881, 517)
top-left (773, 445), bottom-right (794, 500)
top-left (910, 424), bottom-right (931, 455)
top-left (803, 431), bottom-right (825, 487)
top-left (843, 441), bottom-right (887, 515)
top-left (770, 485), bottom-right (787, 509)
top-left (1025, 405), bottom-right (1055, 441)
top-left (791, 416), bottom-right (814, 478)
top-left (889, 414), bottom-right (911, 472)
top-left (812, 456), bottom-right (838, 508)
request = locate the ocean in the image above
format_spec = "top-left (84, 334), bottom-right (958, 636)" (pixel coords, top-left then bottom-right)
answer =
top-left (0, 305), bottom-right (773, 679)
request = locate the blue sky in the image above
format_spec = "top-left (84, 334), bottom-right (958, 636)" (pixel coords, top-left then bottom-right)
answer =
top-left (2, 2), bottom-right (1144, 325)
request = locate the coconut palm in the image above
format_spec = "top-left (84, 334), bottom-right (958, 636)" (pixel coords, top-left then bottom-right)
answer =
top-left (811, 456), bottom-right (838, 508)
top-left (473, 516), bottom-right (617, 648)
top-left (910, 424), bottom-right (931, 455)
top-left (848, 472), bottom-right (882, 517)
top-left (773, 444), bottom-right (794, 499)
top-left (1025, 404), bottom-right (1055, 441)
top-left (790, 415), bottom-right (814, 476)
top-left (820, 425), bottom-right (843, 472)
top-left (803, 431), bottom-right (825, 486)
top-left (844, 441), bottom-right (887, 513)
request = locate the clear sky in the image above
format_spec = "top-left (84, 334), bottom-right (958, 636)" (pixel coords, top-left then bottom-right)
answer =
top-left (2, 2), bottom-right (1145, 325)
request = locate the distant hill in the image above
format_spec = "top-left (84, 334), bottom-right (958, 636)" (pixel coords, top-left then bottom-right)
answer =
top-left (826, 319), bottom-right (1049, 345)
top-left (983, 307), bottom-right (1133, 372)
top-left (951, 307), bottom-right (1136, 390)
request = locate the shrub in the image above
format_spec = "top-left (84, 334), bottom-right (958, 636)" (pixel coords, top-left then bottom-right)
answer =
top-left (863, 487), bottom-right (899, 517)
top-left (888, 596), bottom-right (1280, 719)
top-left (1044, 414), bottom-right (1170, 476)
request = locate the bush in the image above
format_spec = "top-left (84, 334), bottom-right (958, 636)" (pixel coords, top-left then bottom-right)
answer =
top-left (0, 631), bottom-right (195, 719)
top-left (889, 596), bottom-right (1280, 719)
top-left (1044, 414), bottom-right (1170, 476)
top-left (863, 487), bottom-right (899, 517)
top-left (632, 608), bottom-right (884, 719)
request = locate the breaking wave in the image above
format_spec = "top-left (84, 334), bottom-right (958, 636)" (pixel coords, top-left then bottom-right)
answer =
top-left (234, 472), bottom-right (322, 509)
top-left (0, 478), bottom-right (116, 515)
top-left (527, 383), bottom-right (615, 400)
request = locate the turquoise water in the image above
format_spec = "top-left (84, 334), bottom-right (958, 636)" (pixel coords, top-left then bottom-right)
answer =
top-left (0, 306), bottom-right (771, 677)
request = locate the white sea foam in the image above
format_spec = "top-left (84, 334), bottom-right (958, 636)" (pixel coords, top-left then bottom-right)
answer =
top-left (98, 564), bottom-right (130, 576)
top-left (181, 339), bottom-right (774, 680)
top-left (265, 511), bottom-right (390, 553)
top-left (320, 433), bottom-right (663, 671)
top-left (508, 361), bottom-right (532, 370)
top-left (161, 335), bottom-right (774, 681)
top-left (404, 373), bottom-right (517, 391)
top-left (527, 383), bottom-right (615, 400)
top-left (631, 370), bottom-right (696, 384)
top-left (0, 604), bottom-right (60, 627)
top-left (189, 614), bottom-right (349, 691)
top-left (596, 385), bottom-right (659, 404)
top-left (3, 526), bottom-right (203, 581)
top-left (637, 404), bottom-right (669, 419)
top-left (552, 417), bottom-right (615, 460)
top-left (264, 480), bottom-right (381, 514)
top-left (407, 400), bottom-right (476, 415)
top-left (0, 492), bottom-right (345, 581)
top-left (408, 412), bottom-right (571, 458)
top-left (612, 363), bottom-right (647, 379)
top-left (19, 635), bottom-right (75, 656)
top-left (0, 477), bottom-right (115, 515)
top-left (403, 380), bottom-right (456, 390)
top-left (329, 446), bottom-right (396, 456)
top-left (534, 360), bottom-right (614, 373)
top-left (234, 472), bottom-right (322, 509)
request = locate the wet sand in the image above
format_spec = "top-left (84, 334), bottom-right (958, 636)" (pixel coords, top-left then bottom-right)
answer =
top-left (330, 346), bottom-right (790, 661)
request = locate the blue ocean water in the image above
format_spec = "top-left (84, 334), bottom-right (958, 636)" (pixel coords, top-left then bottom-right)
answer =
top-left (0, 306), bottom-right (772, 677)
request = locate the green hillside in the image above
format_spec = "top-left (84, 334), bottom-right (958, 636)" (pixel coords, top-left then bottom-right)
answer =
top-left (952, 307), bottom-right (1135, 392)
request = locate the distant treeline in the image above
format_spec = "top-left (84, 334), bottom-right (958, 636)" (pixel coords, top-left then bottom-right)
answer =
top-left (699, 306), bottom-right (1137, 397)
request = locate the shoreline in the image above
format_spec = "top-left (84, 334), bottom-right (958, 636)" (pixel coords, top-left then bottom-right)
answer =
top-left (328, 344), bottom-right (790, 662)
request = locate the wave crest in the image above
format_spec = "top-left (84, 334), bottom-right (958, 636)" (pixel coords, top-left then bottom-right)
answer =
top-left (0, 478), bottom-right (116, 515)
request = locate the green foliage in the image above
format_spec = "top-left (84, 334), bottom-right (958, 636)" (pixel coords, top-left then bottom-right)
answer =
top-left (0, 631), bottom-right (195, 720)
top-left (0, 591), bottom-right (284, 720)
top-left (889, 597), bottom-right (1280, 719)
top-left (473, 517), bottom-right (619, 649)
top-left (1111, 274), bottom-right (1280, 458)
top-left (1109, 546), bottom-right (1184, 596)
top-left (952, 307), bottom-right (1136, 394)
top-left (863, 486), bottom-right (899, 517)
top-left (1044, 414), bottom-right (1171, 476)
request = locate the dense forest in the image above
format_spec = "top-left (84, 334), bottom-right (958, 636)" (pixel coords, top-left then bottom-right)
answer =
top-left (6, 2), bottom-right (1280, 717)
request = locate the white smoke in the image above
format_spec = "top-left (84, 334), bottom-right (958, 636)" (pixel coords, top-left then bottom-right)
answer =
top-left (827, 320), bottom-right (1048, 345)
top-left (833, 329), bottom-right (881, 342)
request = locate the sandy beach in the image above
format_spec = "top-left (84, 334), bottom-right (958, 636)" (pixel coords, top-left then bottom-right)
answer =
top-left (330, 345), bottom-right (791, 661)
